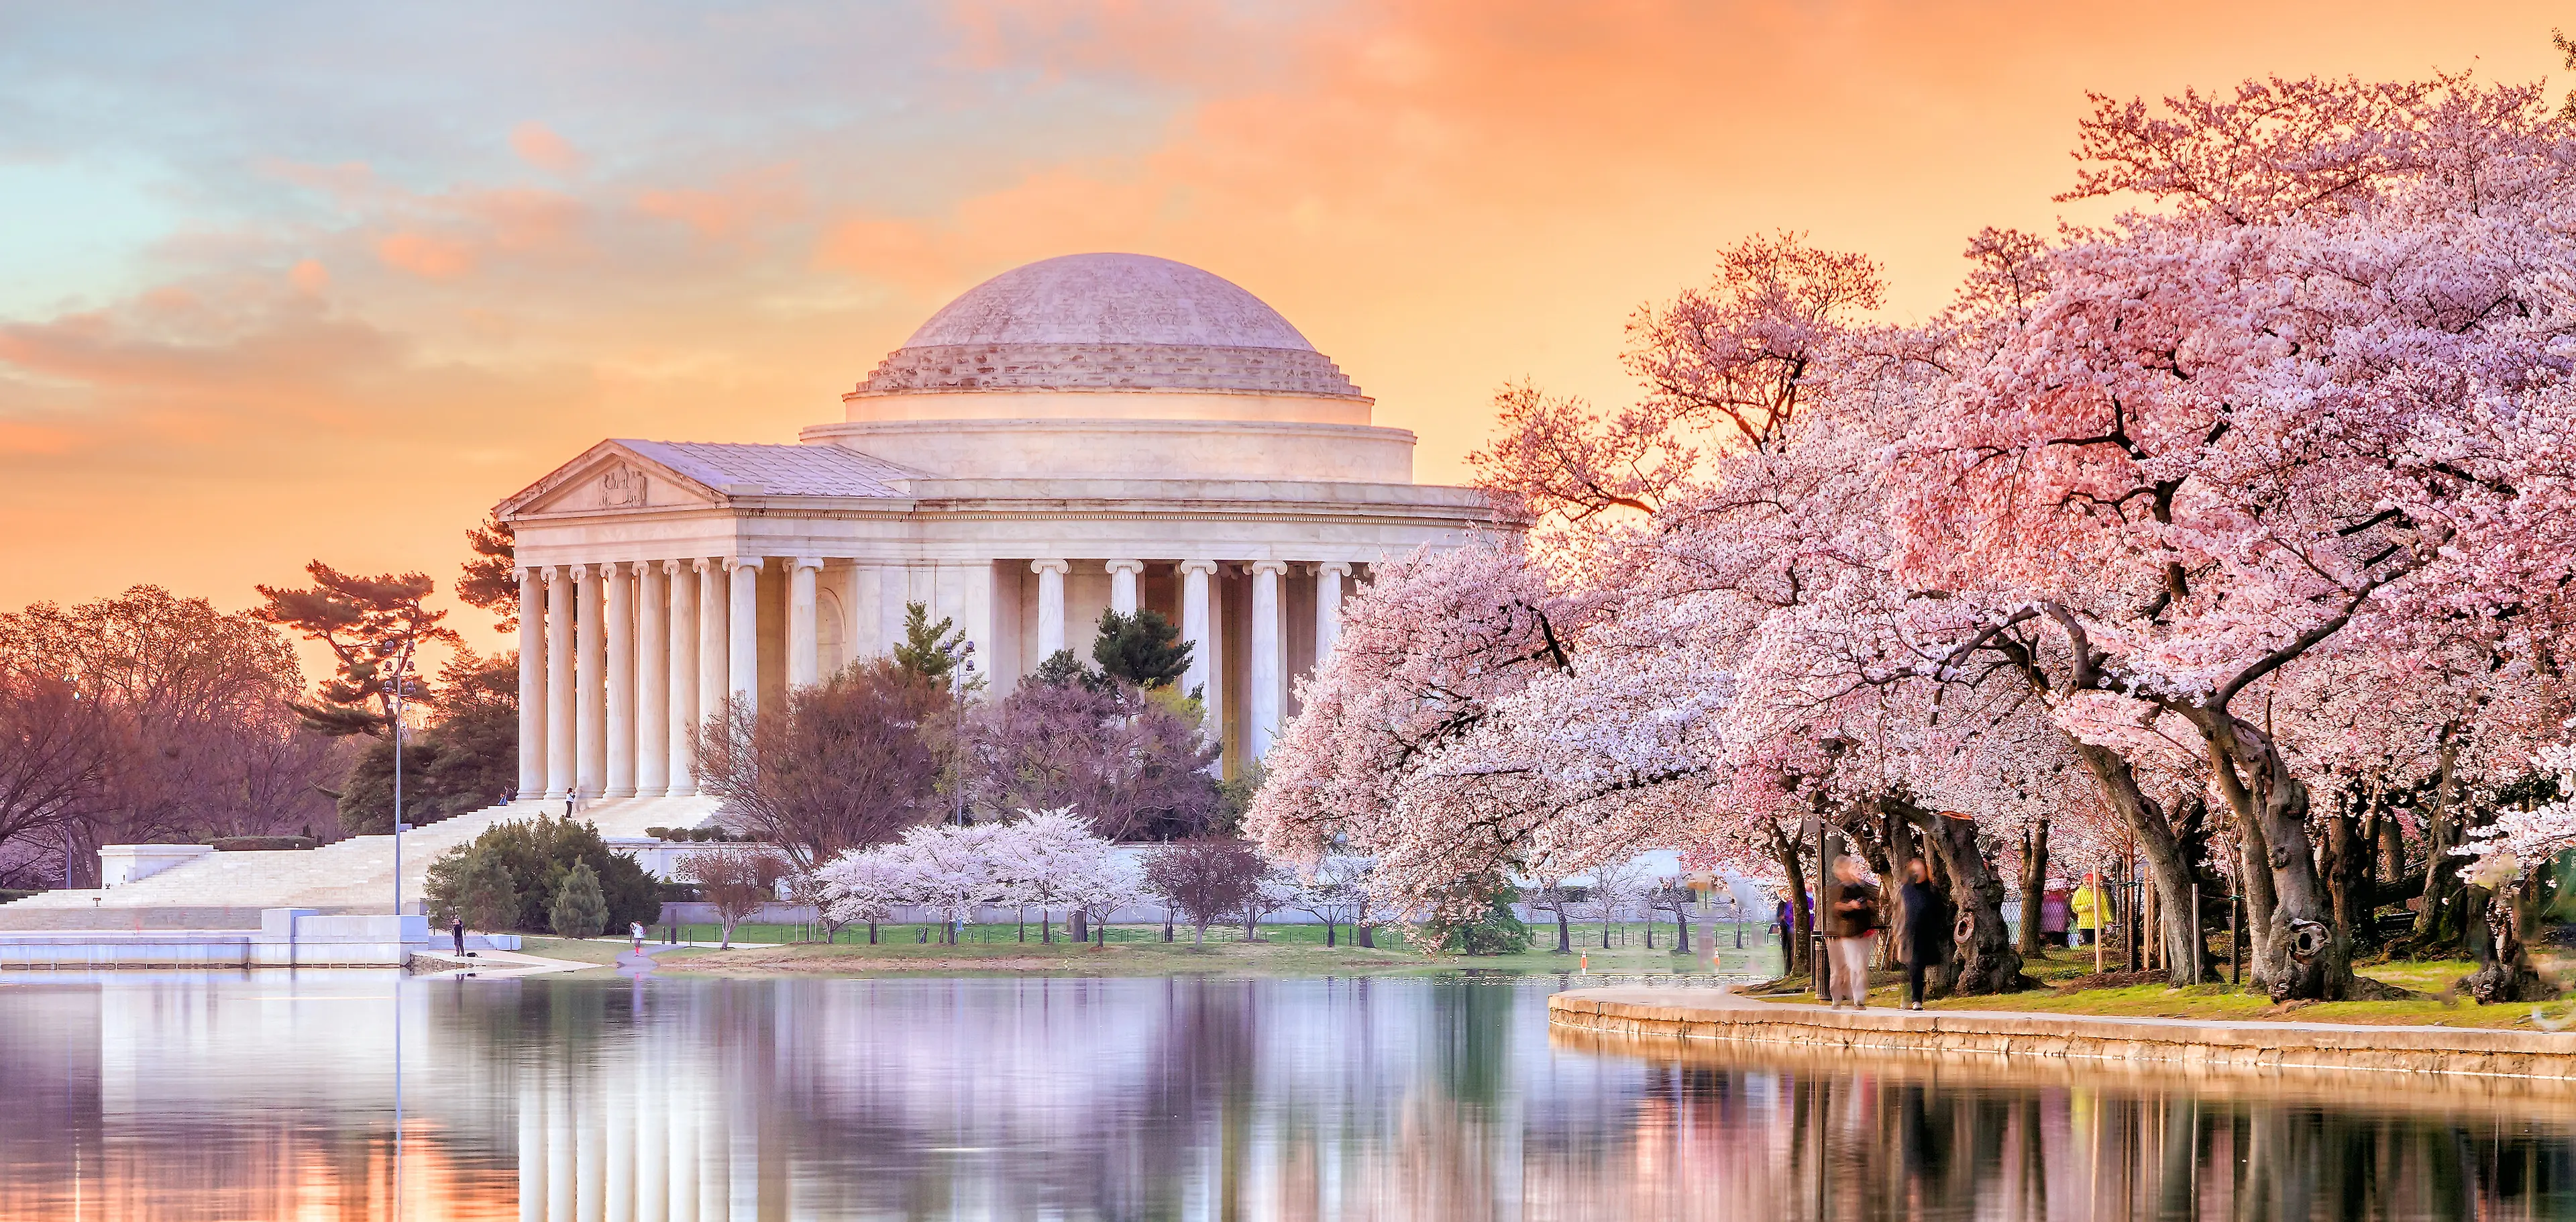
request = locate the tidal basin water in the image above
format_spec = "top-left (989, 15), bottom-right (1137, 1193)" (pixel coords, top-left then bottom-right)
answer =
top-left (3, 972), bottom-right (2574, 1220)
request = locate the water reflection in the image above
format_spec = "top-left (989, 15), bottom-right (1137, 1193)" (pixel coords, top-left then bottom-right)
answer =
top-left (1, 972), bottom-right (2573, 1220)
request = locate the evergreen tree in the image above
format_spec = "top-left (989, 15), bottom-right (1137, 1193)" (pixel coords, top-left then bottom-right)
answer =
top-left (422, 814), bottom-right (657, 931)
top-left (1029, 648), bottom-right (1091, 689)
top-left (549, 861), bottom-right (610, 938)
top-left (455, 515), bottom-right (519, 634)
top-left (254, 561), bottom-right (458, 737)
top-left (1091, 609), bottom-right (1191, 689)
top-left (450, 846), bottom-right (519, 931)
top-left (893, 602), bottom-right (969, 684)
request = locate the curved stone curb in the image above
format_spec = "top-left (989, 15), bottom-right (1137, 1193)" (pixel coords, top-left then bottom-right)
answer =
top-left (1548, 986), bottom-right (2576, 1081)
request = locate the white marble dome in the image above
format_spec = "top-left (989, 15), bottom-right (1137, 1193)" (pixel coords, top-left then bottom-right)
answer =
top-left (905, 252), bottom-right (1316, 350)
top-left (851, 253), bottom-right (1364, 400)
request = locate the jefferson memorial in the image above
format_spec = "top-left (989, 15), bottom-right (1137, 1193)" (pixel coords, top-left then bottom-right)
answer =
top-left (0, 253), bottom-right (1497, 934)
top-left (498, 252), bottom-right (1497, 800)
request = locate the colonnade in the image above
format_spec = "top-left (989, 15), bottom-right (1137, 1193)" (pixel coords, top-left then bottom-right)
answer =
top-left (515, 558), bottom-right (749, 803)
top-left (1030, 557), bottom-right (1349, 760)
top-left (512, 554), bottom-right (1360, 802)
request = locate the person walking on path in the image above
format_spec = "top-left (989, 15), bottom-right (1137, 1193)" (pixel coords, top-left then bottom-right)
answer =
top-left (629, 921), bottom-right (646, 956)
top-left (2069, 874), bottom-right (2102, 948)
top-left (2041, 882), bottom-right (2071, 948)
top-left (1825, 857), bottom-right (1882, 1009)
top-left (1897, 860), bottom-right (1944, 1011)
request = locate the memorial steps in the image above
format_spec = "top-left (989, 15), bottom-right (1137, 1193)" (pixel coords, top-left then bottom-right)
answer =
top-left (0, 795), bottom-right (720, 931)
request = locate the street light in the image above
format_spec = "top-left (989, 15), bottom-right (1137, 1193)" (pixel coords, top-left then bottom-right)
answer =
top-left (378, 638), bottom-right (419, 921)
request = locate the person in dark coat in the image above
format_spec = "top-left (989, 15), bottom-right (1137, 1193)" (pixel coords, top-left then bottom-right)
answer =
top-left (1898, 859), bottom-right (1945, 1011)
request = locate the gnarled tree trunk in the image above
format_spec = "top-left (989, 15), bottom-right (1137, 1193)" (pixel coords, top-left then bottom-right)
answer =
top-left (2019, 818), bottom-right (2049, 958)
top-left (2201, 715), bottom-right (2350, 1001)
top-left (2068, 739), bottom-right (2204, 987)
top-left (1904, 801), bottom-right (2027, 995)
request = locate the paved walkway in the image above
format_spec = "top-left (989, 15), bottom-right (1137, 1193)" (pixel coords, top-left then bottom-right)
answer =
top-left (1550, 984), bottom-right (2576, 1079)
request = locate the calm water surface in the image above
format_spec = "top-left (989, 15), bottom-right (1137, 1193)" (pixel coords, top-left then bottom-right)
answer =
top-left (1, 970), bottom-right (2572, 1220)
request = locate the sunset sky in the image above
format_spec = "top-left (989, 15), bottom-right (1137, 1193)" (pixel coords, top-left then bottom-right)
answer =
top-left (2, 1), bottom-right (2565, 658)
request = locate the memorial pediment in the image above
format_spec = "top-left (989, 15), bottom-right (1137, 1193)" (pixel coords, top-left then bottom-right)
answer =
top-left (500, 442), bottom-right (722, 517)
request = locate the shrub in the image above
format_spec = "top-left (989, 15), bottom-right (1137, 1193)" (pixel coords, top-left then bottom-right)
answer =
top-left (450, 846), bottom-right (519, 932)
top-left (549, 862), bottom-right (610, 938)
top-left (1434, 883), bottom-right (1533, 956)
top-left (422, 814), bottom-right (656, 932)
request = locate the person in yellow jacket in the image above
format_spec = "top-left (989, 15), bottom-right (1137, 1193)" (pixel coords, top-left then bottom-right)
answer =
top-left (2068, 874), bottom-right (2102, 947)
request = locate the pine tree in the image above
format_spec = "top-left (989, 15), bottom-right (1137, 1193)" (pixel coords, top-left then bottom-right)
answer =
top-left (1091, 609), bottom-right (1192, 689)
top-left (549, 861), bottom-right (610, 938)
top-left (1030, 648), bottom-right (1091, 689)
top-left (453, 847), bottom-right (519, 932)
top-left (892, 601), bottom-right (969, 684)
top-left (254, 561), bottom-right (458, 737)
top-left (455, 515), bottom-right (519, 634)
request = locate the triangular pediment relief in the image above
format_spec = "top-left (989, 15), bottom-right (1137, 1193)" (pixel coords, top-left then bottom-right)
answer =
top-left (499, 442), bottom-right (722, 519)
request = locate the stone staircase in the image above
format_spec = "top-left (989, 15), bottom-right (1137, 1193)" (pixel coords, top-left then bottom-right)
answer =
top-left (0, 795), bottom-right (722, 931)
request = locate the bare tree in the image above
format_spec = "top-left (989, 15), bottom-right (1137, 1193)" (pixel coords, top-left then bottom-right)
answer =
top-left (973, 676), bottom-right (1220, 841)
top-left (1527, 876), bottom-right (1580, 953)
top-left (678, 844), bottom-right (789, 949)
top-left (695, 659), bottom-right (944, 874)
top-left (0, 674), bottom-right (120, 886)
top-left (1142, 837), bottom-right (1265, 944)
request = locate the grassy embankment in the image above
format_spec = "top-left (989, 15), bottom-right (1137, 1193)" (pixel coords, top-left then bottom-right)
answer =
top-left (515, 919), bottom-right (1789, 978)
top-left (1749, 945), bottom-right (2571, 1030)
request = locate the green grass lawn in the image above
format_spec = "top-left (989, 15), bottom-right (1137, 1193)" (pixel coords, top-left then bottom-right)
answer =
top-left (515, 919), bottom-right (1790, 978)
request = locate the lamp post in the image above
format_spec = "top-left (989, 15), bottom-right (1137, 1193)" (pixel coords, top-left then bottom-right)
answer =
top-left (943, 640), bottom-right (976, 827)
top-left (378, 638), bottom-right (419, 921)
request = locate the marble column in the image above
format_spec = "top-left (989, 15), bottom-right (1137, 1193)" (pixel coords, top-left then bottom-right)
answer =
top-left (1249, 560), bottom-right (1287, 760)
top-left (1106, 558), bottom-right (1143, 617)
top-left (1314, 562), bottom-right (1351, 660)
top-left (518, 567), bottom-right (547, 801)
top-left (577, 564), bottom-right (606, 801)
top-left (727, 558), bottom-right (761, 713)
top-left (696, 560), bottom-right (728, 734)
top-left (1180, 560), bottom-right (1218, 723)
top-left (545, 567), bottom-right (575, 800)
top-left (1032, 559), bottom-right (1069, 658)
top-left (878, 564), bottom-right (908, 653)
top-left (638, 562), bottom-right (670, 797)
top-left (637, 1053), bottom-right (668, 1222)
top-left (787, 558), bottom-right (821, 689)
top-left (667, 560), bottom-right (699, 798)
top-left (606, 563), bottom-right (638, 799)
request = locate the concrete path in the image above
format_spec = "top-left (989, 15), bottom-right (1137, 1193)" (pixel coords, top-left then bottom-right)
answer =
top-left (1550, 984), bottom-right (2576, 1080)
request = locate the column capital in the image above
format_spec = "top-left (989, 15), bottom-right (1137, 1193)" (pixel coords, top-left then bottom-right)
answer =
top-left (1104, 558), bottom-right (1146, 576)
top-left (693, 556), bottom-right (718, 574)
top-left (662, 558), bottom-right (687, 576)
top-left (1248, 560), bottom-right (1289, 576)
top-left (1030, 558), bottom-right (1070, 576)
top-left (569, 563), bottom-right (593, 581)
top-left (726, 556), bottom-right (764, 574)
top-left (1311, 561), bottom-right (1353, 578)
top-left (1177, 559), bottom-right (1220, 577)
top-left (791, 556), bottom-right (824, 572)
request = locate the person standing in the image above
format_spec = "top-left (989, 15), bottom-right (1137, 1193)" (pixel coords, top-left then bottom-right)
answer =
top-left (629, 921), bottom-right (646, 956)
top-left (1897, 860), bottom-right (1943, 1011)
top-left (2070, 874), bottom-right (2102, 948)
top-left (1825, 857), bottom-right (1882, 1009)
top-left (2041, 882), bottom-right (2071, 948)
top-left (451, 917), bottom-right (466, 956)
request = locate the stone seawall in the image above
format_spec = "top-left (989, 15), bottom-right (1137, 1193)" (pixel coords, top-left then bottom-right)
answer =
top-left (1549, 986), bottom-right (2576, 1082)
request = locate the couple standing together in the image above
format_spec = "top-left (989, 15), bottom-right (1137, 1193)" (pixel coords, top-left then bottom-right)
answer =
top-left (1823, 857), bottom-right (1943, 1011)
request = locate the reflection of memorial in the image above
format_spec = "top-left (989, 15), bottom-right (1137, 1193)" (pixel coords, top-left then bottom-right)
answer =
top-left (8, 974), bottom-right (2571, 1219)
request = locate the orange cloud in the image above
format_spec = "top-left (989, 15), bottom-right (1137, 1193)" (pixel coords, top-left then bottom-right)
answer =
top-left (290, 259), bottom-right (330, 295)
top-left (637, 166), bottom-right (807, 240)
top-left (510, 121), bottom-right (585, 173)
top-left (377, 231), bottom-right (475, 279)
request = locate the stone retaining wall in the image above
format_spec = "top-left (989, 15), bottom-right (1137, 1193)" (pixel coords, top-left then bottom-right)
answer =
top-left (1548, 987), bottom-right (2576, 1082)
